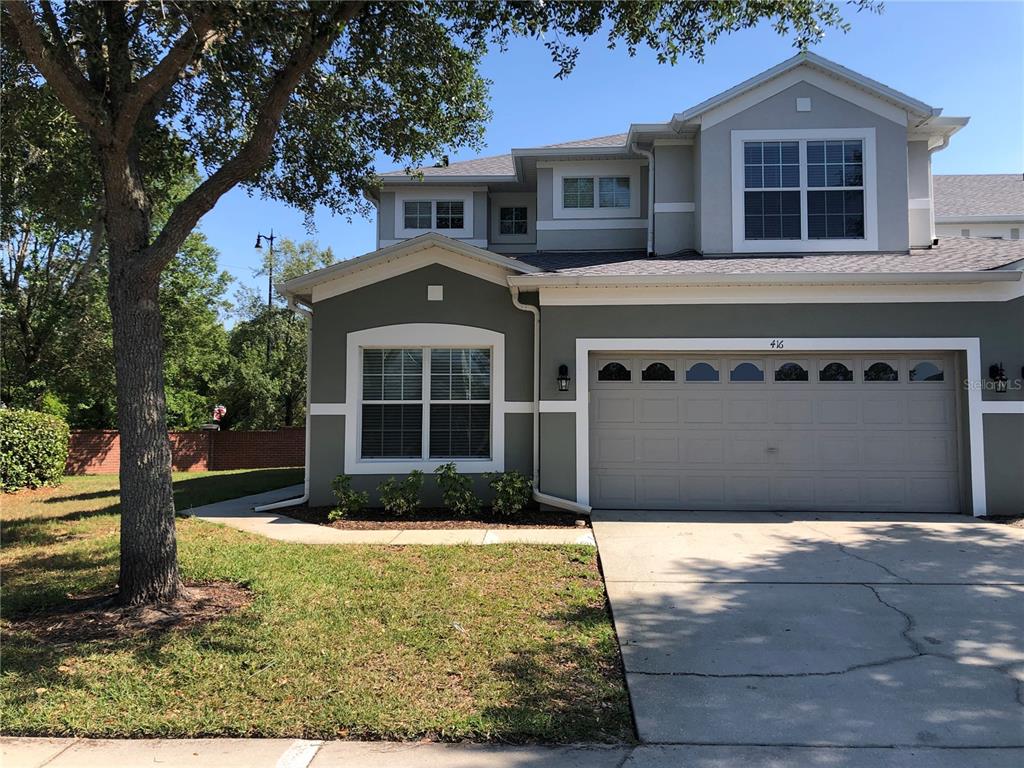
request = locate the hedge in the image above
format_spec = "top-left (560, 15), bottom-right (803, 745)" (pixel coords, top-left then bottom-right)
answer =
top-left (0, 408), bottom-right (71, 492)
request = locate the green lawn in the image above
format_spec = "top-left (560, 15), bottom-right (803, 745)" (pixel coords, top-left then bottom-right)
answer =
top-left (0, 472), bottom-right (632, 742)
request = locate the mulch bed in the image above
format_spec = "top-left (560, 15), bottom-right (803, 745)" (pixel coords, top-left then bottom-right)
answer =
top-left (985, 516), bottom-right (1024, 529)
top-left (281, 505), bottom-right (589, 530)
top-left (6, 581), bottom-right (252, 644)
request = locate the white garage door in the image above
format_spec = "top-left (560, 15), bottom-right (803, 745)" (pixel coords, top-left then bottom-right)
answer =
top-left (589, 352), bottom-right (961, 512)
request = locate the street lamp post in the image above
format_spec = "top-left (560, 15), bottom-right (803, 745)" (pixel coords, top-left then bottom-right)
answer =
top-left (254, 230), bottom-right (275, 366)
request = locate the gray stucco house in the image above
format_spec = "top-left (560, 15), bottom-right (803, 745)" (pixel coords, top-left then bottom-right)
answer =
top-left (275, 52), bottom-right (1024, 517)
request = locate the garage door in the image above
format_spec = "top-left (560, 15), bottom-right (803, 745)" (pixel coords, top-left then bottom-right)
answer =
top-left (589, 352), bottom-right (961, 512)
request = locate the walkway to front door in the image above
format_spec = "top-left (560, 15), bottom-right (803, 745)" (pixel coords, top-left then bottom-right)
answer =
top-left (591, 510), bottom-right (1024, 753)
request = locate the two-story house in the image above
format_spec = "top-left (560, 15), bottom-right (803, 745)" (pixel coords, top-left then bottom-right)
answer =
top-left (274, 52), bottom-right (1024, 518)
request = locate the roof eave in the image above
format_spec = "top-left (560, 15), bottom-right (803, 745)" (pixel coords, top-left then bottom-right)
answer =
top-left (507, 270), bottom-right (1023, 289)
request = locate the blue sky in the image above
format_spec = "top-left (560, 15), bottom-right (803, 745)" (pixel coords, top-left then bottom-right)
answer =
top-left (199, 0), bottom-right (1024, 299)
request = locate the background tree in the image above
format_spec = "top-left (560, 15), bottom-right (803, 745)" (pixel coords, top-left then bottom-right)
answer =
top-left (3, 0), bottom-right (875, 605)
top-left (219, 239), bottom-right (334, 430)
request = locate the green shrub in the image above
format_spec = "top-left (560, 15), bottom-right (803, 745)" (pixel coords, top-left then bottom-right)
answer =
top-left (377, 470), bottom-right (424, 516)
top-left (38, 391), bottom-right (70, 422)
top-left (0, 408), bottom-right (71, 492)
top-left (487, 470), bottom-right (532, 517)
top-left (435, 462), bottom-right (481, 517)
top-left (328, 474), bottom-right (369, 520)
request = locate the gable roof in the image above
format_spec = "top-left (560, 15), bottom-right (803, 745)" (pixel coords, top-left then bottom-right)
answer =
top-left (279, 233), bottom-right (540, 304)
top-left (934, 174), bottom-right (1024, 219)
top-left (670, 51), bottom-right (938, 126)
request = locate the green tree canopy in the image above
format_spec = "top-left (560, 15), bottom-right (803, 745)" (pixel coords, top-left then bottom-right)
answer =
top-left (3, 0), bottom-right (876, 604)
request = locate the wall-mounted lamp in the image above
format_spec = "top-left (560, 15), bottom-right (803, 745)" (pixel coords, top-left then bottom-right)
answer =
top-left (557, 364), bottom-right (571, 392)
top-left (989, 362), bottom-right (1008, 394)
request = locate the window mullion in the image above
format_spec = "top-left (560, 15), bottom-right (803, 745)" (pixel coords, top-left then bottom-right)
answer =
top-left (422, 348), bottom-right (431, 460)
top-left (799, 140), bottom-right (808, 242)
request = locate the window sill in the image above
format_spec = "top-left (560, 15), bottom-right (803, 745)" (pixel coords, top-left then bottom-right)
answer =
top-left (733, 237), bottom-right (877, 253)
top-left (348, 458), bottom-right (501, 475)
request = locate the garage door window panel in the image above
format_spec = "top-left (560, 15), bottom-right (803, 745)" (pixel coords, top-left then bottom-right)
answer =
top-left (597, 361), bottom-right (632, 382)
top-left (910, 361), bottom-right (944, 382)
top-left (864, 360), bottom-right (900, 382)
top-left (819, 360), bottom-right (855, 382)
top-left (774, 361), bottom-right (810, 382)
top-left (729, 361), bottom-right (765, 383)
top-left (641, 361), bottom-right (676, 382)
top-left (685, 361), bottom-right (721, 383)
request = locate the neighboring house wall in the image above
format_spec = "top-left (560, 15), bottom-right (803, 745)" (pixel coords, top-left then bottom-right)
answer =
top-left (306, 262), bottom-right (534, 505)
top-left (534, 297), bottom-right (1024, 514)
top-left (380, 187), bottom-right (488, 248)
top-left (653, 143), bottom-right (697, 253)
top-left (699, 81), bottom-right (910, 254)
top-left (936, 221), bottom-right (1023, 240)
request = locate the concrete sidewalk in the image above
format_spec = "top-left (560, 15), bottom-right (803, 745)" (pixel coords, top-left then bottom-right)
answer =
top-left (187, 485), bottom-right (596, 546)
top-left (7, 738), bottom-right (1024, 768)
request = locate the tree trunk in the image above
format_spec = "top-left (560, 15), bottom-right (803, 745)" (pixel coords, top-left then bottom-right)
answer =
top-left (108, 233), bottom-right (180, 605)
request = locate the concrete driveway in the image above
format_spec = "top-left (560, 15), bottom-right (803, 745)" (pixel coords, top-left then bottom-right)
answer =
top-left (592, 511), bottom-right (1024, 761)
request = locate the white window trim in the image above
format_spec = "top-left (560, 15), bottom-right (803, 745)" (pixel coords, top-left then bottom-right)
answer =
top-left (553, 337), bottom-right (987, 516)
top-left (551, 160), bottom-right (642, 220)
top-left (395, 189), bottom-right (475, 239)
top-left (730, 128), bottom-right (878, 253)
top-left (345, 324), bottom-right (505, 474)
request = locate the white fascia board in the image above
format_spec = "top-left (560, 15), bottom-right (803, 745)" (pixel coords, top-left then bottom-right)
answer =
top-left (508, 270), bottom-right (1024, 289)
top-left (936, 215), bottom-right (1024, 224)
top-left (511, 146), bottom-right (632, 160)
top-left (380, 176), bottom-right (515, 185)
top-left (670, 52), bottom-right (936, 127)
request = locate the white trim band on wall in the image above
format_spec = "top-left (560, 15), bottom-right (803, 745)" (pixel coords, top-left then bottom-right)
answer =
top-left (536, 219), bottom-right (648, 231)
top-left (653, 202), bottom-right (696, 213)
top-left (569, 337), bottom-right (987, 517)
top-left (980, 401), bottom-right (1024, 414)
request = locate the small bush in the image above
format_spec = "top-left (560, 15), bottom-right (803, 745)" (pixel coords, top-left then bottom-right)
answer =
top-left (435, 462), bottom-right (481, 517)
top-left (487, 470), bottom-right (532, 517)
top-left (377, 470), bottom-right (424, 516)
top-left (328, 474), bottom-right (369, 520)
top-left (0, 408), bottom-right (71, 492)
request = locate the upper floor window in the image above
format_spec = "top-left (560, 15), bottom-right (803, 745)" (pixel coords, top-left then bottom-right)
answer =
top-left (563, 177), bottom-right (595, 209)
top-left (403, 201), bottom-right (432, 230)
top-left (732, 130), bottom-right (876, 252)
top-left (563, 176), bottom-right (631, 210)
top-left (435, 201), bottom-right (464, 230)
top-left (806, 140), bottom-right (864, 240)
top-left (396, 193), bottom-right (472, 238)
top-left (598, 177), bottom-right (631, 208)
top-left (499, 206), bottom-right (528, 235)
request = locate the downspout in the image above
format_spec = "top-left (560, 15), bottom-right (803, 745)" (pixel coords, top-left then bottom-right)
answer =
top-left (631, 142), bottom-right (655, 256)
top-left (509, 285), bottom-right (592, 515)
top-left (254, 295), bottom-right (313, 512)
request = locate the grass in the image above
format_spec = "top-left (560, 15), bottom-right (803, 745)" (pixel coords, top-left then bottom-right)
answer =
top-left (0, 472), bottom-right (632, 742)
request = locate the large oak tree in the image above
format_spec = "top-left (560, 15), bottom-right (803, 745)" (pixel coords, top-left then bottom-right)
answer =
top-left (2, 0), bottom-right (875, 605)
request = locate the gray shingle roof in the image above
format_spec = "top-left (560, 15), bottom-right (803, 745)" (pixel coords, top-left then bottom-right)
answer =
top-left (933, 174), bottom-right (1024, 218)
top-left (510, 237), bottom-right (1024, 277)
top-left (380, 134), bottom-right (629, 178)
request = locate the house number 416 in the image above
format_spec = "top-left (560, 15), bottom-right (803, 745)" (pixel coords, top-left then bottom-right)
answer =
top-left (769, 339), bottom-right (785, 349)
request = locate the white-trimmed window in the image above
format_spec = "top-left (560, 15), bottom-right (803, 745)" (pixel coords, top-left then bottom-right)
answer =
top-left (563, 176), bottom-right (631, 210)
top-left (360, 347), bottom-right (491, 461)
top-left (731, 129), bottom-right (877, 252)
top-left (394, 190), bottom-right (475, 239)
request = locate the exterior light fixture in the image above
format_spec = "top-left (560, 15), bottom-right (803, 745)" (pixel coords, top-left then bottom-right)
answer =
top-left (557, 364), bottom-right (571, 392)
top-left (989, 363), bottom-right (1008, 394)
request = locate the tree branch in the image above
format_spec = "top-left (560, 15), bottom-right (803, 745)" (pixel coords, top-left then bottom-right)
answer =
top-left (5, 0), bottom-right (112, 140)
top-left (145, 2), bottom-right (364, 272)
top-left (113, 8), bottom-right (220, 144)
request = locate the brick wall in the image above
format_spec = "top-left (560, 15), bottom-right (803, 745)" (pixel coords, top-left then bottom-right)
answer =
top-left (65, 428), bottom-right (304, 475)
